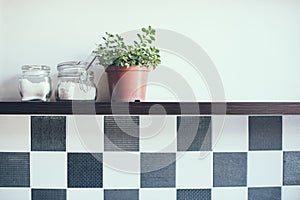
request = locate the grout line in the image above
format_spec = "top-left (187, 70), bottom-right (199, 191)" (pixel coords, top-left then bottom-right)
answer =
top-left (281, 150), bottom-right (284, 188)
top-left (211, 151), bottom-right (214, 189)
top-left (29, 115), bottom-right (32, 189)
top-left (65, 115), bottom-right (68, 190)
top-left (65, 115), bottom-right (68, 153)
top-left (246, 115), bottom-right (249, 152)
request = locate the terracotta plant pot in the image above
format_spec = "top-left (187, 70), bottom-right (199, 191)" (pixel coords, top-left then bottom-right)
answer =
top-left (105, 66), bottom-right (150, 102)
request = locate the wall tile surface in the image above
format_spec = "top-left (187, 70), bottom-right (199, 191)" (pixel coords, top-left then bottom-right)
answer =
top-left (0, 115), bottom-right (299, 199)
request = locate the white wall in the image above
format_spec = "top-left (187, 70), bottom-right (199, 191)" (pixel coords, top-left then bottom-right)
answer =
top-left (1, 0), bottom-right (300, 101)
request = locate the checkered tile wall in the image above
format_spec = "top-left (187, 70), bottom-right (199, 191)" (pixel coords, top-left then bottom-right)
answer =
top-left (0, 115), bottom-right (300, 199)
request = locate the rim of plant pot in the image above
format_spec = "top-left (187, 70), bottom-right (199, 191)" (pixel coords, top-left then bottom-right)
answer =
top-left (105, 65), bottom-right (150, 72)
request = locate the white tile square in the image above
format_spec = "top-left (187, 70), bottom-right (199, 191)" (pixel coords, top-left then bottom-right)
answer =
top-left (140, 189), bottom-right (176, 200)
top-left (283, 116), bottom-right (300, 150)
top-left (176, 152), bottom-right (212, 188)
top-left (140, 116), bottom-right (176, 152)
top-left (103, 152), bottom-right (140, 188)
top-left (0, 116), bottom-right (29, 151)
top-left (248, 151), bottom-right (282, 187)
top-left (67, 189), bottom-right (103, 200)
top-left (212, 187), bottom-right (247, 200)
top-left (0, 188), bottom-right (30, 200)
top-left (212, 116), bottom-right (248, 152)
top-left (67, 115), bottom-right (103, 152)
top-left (282, 186), bottom-right (300, 200)
top-left (31, 152), bottom-right (66, 188)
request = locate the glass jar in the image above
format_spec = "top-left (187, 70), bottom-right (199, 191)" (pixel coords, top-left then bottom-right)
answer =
top-left (56, 61), bottom-right (97, 101)
top-left (19, 65), bottom-right (52, 101)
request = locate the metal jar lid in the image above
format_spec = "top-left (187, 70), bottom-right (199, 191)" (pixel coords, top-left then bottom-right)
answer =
top-left (21, 65), bottom-right (51, 76)
top-left (57, 61), bottom-right (92, 78)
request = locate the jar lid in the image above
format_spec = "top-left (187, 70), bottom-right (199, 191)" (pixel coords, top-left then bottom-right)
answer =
top-left (21, 65), bottom-right (50, 76)
top-left (57, 61), bottom-right (93, 78)
top-left (57, 61), bottom-right (88, 70)
top-left (22, 65), bottom-right (50, 71)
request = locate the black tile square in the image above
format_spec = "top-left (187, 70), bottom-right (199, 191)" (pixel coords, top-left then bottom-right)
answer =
top-left (249, 116), bottom-right (282, 151)
top-left (177, 116), bottom-right (211, 151)
top-left (104, 116), bottom-right (139, 151)
top-left (283, 151), bottom-right (300, 185)
top-left (104, 189), bottom-right (138, 200)
top-left (32, 189), bottom-right (66, 200)
top-left (177, 189), bottom-right (211, 200)
top-left (68, 153), bottom-right (102, 188)
top-left (141, 153), bottom-right (176, 188)
top-left (0, 152), bottom-right (30, 187)
top-left (248, 187), bottom-right (281, 200)
top-left (31, 116), bottom-right (66, 151)
top-left (213, 152), bottom-right (247, 187)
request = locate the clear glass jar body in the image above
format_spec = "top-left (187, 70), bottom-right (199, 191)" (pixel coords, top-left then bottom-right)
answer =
top-left (19, 65), bottom-right (52, 101)
top-left (56, 62), bottom-right (97, 101)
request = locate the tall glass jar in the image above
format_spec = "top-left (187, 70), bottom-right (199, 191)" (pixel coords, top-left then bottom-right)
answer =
top-left (56, 61), bottom-right (97, 101)
top-left (19, 65), bottom-right (52, 101)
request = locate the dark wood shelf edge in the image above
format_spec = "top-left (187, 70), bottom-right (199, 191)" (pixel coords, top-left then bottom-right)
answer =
top-left (0, 102), bottom-right (299, 115)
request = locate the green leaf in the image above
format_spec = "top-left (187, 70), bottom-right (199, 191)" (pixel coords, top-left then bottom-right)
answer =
top-left (116, 34), bottom-right (122, 39)
top-left (94, 26), bottom-right (160, 69)
top-left (137, 34), bottom-right (143, 41)
top-left (150, 36), bottom-right (155, 41)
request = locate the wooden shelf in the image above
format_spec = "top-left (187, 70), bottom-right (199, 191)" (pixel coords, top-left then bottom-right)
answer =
top-left (0, 102), bottom-right (299, 115)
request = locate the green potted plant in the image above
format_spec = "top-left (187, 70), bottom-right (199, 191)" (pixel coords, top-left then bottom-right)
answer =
top-left (93, 26), bottom-right (161, 102)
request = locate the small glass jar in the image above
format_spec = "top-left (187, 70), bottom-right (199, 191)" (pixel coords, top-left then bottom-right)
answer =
top-left (56, 61), bottom-right (97, 101)
top-left (19, 65), bottom-right (52, 101)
